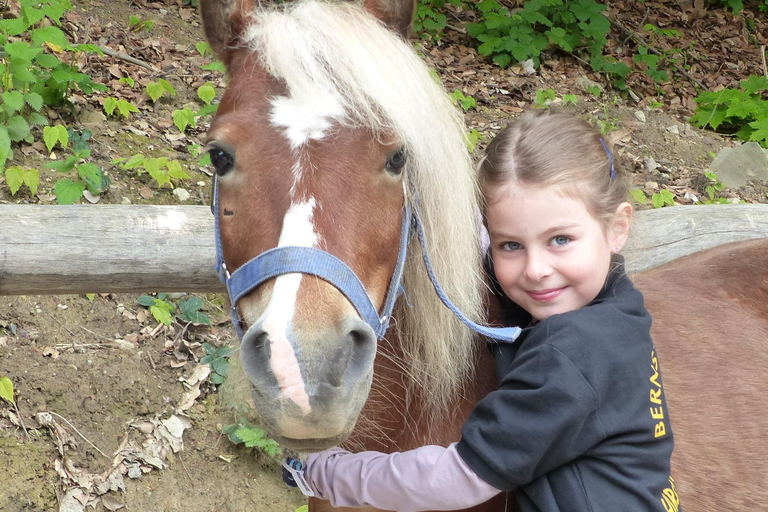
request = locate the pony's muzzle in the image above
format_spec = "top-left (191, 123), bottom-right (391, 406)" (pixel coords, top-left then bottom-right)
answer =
top-left (239, 316), bottom-right (377, 427)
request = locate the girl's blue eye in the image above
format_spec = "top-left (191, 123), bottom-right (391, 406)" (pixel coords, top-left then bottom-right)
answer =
top-left (552, 236), bottom-right (570, 246)
top-left (503, 241), bottom-right (522, 251)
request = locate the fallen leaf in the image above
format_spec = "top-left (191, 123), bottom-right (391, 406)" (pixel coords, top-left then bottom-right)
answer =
top-left (43, 346), bottom-right (60, 359)
top-left (59, 488), bottom-right (87, 512)
top-left (101, 493), bottom-right (125, 511)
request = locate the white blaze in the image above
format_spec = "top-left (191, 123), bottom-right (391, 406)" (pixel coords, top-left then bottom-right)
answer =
top-left (261, 198), bottom-right (318, 415)
top-left (270, 91), bottom-right (344, 150)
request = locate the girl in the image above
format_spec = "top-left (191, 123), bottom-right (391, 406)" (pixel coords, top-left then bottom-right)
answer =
top-left (295, 111), bottom-right (678, 512)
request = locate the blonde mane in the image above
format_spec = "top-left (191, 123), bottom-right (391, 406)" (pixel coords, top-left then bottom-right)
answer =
top-left (243, 0), bottom-right (484, 413)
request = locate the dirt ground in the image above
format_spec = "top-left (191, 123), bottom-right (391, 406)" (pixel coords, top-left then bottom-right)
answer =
top-left (1, 0), bottom-right (767, 511)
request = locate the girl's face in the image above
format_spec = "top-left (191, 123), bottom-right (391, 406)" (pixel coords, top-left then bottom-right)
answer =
top-left (486, 182), bottom-right (629, 321)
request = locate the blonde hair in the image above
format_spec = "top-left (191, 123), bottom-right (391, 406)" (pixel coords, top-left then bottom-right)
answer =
top-left (479, 111), bottom-right (630, 226)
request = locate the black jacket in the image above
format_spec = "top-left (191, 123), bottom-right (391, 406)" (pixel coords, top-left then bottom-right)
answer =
top-left (456, 260), bottom-right (679, 512)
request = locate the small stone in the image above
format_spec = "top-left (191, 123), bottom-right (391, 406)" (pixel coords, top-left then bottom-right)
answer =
top-left (634, 111), bottom-right (647, 123)
top-left (576, 76), bottom-right (603, 95)
top-left (83, 190), bottom-right (101, 204)
top-left (173, 188), bottom-right (191, 201)
top-left (709, 142), bottom-right (768, 188)
top-left (645, 157), bottom-right (659, 173)
top-left (121, 197), bottom-right (132, 205)
top-left (644, 181), bottom-right (660, 194)
top-left (520, 59), bottom-right (536, 75)
top-left (140, 187), bottom-right (154, 199)
top-left (666, 125), bottom-right (680, 135)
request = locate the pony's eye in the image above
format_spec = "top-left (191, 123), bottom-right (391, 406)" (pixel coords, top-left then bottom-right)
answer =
top-left (209, 147), bottom-right (234, 176)
top-left (386, 148), bottom-right (407, 175)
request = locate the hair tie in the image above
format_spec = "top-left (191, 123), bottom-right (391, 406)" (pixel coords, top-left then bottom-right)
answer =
top-left (599, 138), bottom-right (616, 181)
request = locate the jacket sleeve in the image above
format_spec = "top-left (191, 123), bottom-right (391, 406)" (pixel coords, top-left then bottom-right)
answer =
top-left (305, 443), bottom-right (502, 512)
top-left (457, 343), bottom-right (606, 491)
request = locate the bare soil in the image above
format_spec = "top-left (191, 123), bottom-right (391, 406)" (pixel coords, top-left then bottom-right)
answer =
top-left (1, 1), bottom-right (767, 511)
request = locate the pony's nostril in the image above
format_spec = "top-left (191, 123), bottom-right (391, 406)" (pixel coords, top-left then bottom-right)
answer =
top-left (239, 327), bottom-right (277, 388)
top-left (343, 319), bottom-right (377, 383)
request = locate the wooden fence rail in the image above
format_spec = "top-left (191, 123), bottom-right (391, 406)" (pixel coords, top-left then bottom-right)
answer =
top-left (2, 204), bottom-right (768, 296)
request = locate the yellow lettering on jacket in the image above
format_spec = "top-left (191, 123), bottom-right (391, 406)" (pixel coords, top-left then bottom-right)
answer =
top-left (649, 350), bottom-right (667, 438)
top-left (660, 476), bottom-right (680, 512)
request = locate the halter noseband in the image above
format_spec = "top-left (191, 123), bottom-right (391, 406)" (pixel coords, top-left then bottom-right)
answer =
top-left (212, 174), bottom-right (520, 343)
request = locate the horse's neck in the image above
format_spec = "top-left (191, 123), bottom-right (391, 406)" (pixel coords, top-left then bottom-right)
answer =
top-left (348, 329), bottom-right (497, 453)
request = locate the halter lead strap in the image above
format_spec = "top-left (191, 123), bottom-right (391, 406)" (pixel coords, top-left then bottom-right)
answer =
top-left (211, 174), bottom-right (519, 344)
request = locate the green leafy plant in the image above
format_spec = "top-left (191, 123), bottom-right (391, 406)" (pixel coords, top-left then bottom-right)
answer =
top-left (465, 128), bottom-right (481, 152)
top-left (44, 127), bottom-right (109, 204)
top-left (651, 188), bottom-right (675, 208)
top-left (223, 423), bottom-right (281, 458)
top-left (114, 154), bottom-right (191, 189)
top-left (0, 375), bottom-right (28, 436)
top-left (3, 164), bottom-right (39, 196)
top-left (146, 79), bottom-right (176, 103)
top-left (0, 376), bottom-right (15, 406)
top-left (413, 0), bottom-right (460, 40)
top-left (534, 88), bottom-right (556, 107)
top-left (702, 171), bottom-right (729, 204)
top-left (449, 89), bottom-right (476, 111)
top-left (465, 0), bottom-right (611, 69)
top-left (137, 294), bottom-right (213, 327)
top-left (690, 75), bottom-right (768, 148)
top-left (0, 0), bottom-right (106, 172)
top-left (629, 188), bottom-right (647, 205)
top-left (703, 0), bottom-right (768, 13)
top-left (103, 96), bottom-right (139, 119)
top-left (633, 46), bottom-right (668, 83)
top-left (595, 98), bottom-right (620, 134)
top-left (562, 93), bottom-right (577, 106)
top-left (138, 294), bottom-right (176, 326)
top-left (200, 342), bottom-right (232, 384)
top-left (172, 83), bottom-right (219, 133)
top-left (128, 14), bottom-right (154, 32)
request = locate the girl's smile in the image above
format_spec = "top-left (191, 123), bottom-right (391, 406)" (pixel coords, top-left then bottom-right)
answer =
top-left (526, 287), bottom-right (567, 302)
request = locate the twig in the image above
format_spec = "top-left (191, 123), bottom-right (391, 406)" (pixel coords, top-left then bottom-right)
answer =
top-left (621, 8), bottom-right (649, 46)
top-left (81, 326), bottom-right (112, 341)
top-left (146, 349), bottom-right (157, 371)
top-left (45, 411), bottom-right (110, 459)
top-left (49, 313), bottom-right (76, 337)
top-left (177, 452), bottom-right (194, 483)
top-left (761, 45), bottom-right (767, 80)
top-left (99, 46), bottom-right (159, 72)
top-left (11, 402), bottom-right (30, 440)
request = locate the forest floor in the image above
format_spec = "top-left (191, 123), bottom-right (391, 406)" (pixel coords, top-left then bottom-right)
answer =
top-left (1, 0), bottom-right (767, 511)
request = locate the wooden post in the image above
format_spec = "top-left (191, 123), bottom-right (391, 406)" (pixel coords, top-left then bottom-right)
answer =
top-left (0, 205), bottom-right (223, 295)
top-left (1, 204), bottom-right (768, 295)
top-left (624, 203), bottom-right (768, 273)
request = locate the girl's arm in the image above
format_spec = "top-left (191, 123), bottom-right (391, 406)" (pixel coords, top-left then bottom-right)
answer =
top-left (305, 442), bottom-right (502, 512)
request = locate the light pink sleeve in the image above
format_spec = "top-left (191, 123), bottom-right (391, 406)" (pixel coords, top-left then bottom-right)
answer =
top-left (305, 442), bottom-right (502, 512)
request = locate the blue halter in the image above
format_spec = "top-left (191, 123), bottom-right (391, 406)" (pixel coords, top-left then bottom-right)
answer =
top-left (212, 174), bottom-right (520, 343)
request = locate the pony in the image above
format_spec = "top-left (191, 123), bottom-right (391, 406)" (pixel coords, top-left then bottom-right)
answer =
top-left (633, 237), bottom-right (768, 512)
top-left (198, 1), bottom-right (768, 511)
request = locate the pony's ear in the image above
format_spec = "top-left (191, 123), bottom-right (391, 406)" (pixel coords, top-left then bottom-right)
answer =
top-left (362, 0), bottom-right (417, 38)
top-left (199, 0), bottom-right (254, 62)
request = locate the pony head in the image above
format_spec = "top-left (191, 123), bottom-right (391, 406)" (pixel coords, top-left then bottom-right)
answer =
top-left (201, 0), bottom-right (483, 451)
